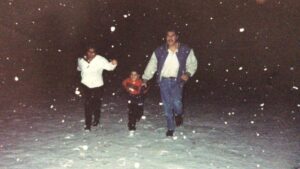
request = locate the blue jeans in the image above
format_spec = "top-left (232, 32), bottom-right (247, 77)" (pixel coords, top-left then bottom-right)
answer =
top-left (159, 78), bottom-right (184, 131)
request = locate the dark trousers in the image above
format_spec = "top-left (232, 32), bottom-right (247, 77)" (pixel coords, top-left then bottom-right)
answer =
top-left (127, 95), bottom-right (144, 129)
top-left (82, 85), bottom-right (103, 128)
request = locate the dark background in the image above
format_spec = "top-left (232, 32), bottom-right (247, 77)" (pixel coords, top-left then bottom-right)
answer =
top-left (0, 0), bottom-right (299, 105)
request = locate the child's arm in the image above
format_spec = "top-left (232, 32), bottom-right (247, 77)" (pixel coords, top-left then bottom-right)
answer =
top-left (122, 79), bottom-right (131, 93)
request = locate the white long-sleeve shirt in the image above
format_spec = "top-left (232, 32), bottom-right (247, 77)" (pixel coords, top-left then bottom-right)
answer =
top-left (142, 49), bottom-right (198, 81)
top-left (77, 55), bottom-right (116, 88)
top-left (160, 49), bottom-right (180, 77)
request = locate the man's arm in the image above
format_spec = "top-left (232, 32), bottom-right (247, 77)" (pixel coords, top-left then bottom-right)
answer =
top-left (77, 58), bottom-right (83, 71)
top-left (101, 56), bottom-right (117, 71)
top-left (181, 49), bottom-right (198, 81)
top-left (186, 49), bottom-right (198, 77)
top-left (142, 52), bottom-right (158, 82)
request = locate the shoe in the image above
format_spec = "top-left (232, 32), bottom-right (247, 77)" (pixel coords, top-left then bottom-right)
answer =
top-left (128, 123), bottom-right (136, 131)
top-left (175, 115), bottom-right (183, 127)
top-left (166, 130), bottom-right (174, 137)
top-left (92, 121), bottom-right (99, 127)
top-left (84, 126), bottom-right (91, 131)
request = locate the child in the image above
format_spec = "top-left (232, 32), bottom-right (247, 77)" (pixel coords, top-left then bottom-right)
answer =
top-left (122, 71), bottom-right (147, 131)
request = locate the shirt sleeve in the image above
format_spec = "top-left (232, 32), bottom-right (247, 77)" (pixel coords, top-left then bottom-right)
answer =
top-left (122, 79), bottom-right (129, 88)
top-left (186, 49), bottom-right (198, 77)
top-left (101, 56), bottom-right (117, 71)
top-left (142, 52), bottom-right (158, 81)
top-left (77, 58), bottom-right (82, 71)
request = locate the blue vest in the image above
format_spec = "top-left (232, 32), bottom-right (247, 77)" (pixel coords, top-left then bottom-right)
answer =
top-left (155, 43), bottom-right (191, 82)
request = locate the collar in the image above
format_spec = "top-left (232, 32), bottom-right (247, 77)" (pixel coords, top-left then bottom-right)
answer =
top-left (166, 42), bottom-right (180, 53)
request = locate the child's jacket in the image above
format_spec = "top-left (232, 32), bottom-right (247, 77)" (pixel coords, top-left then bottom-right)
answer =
top-left (122, 78), bottom-right (143, 95)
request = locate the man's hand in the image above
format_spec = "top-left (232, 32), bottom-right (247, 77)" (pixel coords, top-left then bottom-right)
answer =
top-left (111, 59), bottom-right (118, 65)
top-left (181, 74), bottom-right (190, 82)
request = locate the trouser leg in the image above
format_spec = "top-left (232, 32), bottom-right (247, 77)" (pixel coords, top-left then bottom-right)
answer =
top-left (84, 87), bottom-right (93, 128)
top-left (160, 79), bottom-right (175, 131)
top-left (93, 87), bottom-right (103, 123)
top-left (128, 103), bottom-right (137, 130)
top-left (171, 81), bottom-right (183, 116)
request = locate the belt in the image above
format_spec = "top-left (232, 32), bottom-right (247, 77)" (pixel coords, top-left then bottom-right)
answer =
top-left (161, 77), bottom-right (177, 80)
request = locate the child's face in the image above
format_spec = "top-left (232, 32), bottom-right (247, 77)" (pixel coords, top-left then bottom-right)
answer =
top-left (130, 72), bottom-right (139, 81)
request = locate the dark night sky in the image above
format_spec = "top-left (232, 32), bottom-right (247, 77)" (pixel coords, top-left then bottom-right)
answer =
top-left (0, 0), bottom-right (299, 103)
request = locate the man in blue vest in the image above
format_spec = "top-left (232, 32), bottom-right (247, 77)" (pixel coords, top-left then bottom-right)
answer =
top-left (142, 29), bottom-right (198, 137)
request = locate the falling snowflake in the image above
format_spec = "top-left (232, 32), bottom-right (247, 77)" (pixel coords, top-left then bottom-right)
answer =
top-left (110, 26), bottom-right (116, 32)
top-left (239, 28), bottom-right (245, 32)
top-left (14, 76), bottom-right (19, 81)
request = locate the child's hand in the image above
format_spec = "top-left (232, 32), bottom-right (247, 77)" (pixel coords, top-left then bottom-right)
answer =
top-left (128, 87), bottom-right (135, 92)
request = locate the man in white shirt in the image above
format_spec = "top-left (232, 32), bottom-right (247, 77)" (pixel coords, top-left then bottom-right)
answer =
top-left (77, 46), bottom-right (118, 131)
top-left (142, 29), bottom-right (198, 137)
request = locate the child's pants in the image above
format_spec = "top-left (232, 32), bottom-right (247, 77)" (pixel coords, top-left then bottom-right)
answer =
top-left (127, 95), bottom-right (144, 129)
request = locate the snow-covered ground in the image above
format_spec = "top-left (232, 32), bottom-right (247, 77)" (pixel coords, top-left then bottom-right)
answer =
top-left (0, 90), bottom-right (299, 169)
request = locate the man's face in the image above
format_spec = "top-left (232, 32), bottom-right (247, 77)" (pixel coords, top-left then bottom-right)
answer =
top-left (86, 48), bottom-right (96, 59)
top-left (130, 71), bottom-right (139, 81)
top-left (166, 31), bottom-right (178, 46)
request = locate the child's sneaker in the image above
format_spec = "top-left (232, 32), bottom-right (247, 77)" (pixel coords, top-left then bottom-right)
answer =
top-left (92, 121), bottom-right (99, 127)
top-left (84, 126), bottom-right (91, 132)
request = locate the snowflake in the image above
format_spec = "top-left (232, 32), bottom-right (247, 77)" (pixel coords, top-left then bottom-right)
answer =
top-left (110, 26), bottom-right (116, 32)
top-left (14, 76), bottom-right (19, 81)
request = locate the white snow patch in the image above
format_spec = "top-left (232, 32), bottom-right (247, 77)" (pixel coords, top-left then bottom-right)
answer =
top-left (134, 162), bottom-right (140, 168)
top-left (80, 145), bottom-right (88, 151)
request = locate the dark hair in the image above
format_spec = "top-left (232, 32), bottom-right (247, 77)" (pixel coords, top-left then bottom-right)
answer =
top-left (130, 70), bottom-right (140, 74)
top-left (86, 46), bottom-right (97, 52)
top-left (166, 28), bottom-right (179, 36)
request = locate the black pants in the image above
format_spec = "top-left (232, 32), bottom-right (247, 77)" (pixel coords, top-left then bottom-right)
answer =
top-left (127, 95), bottom-right (144, 129)
top-left (82, 85), bottom-right (103, 128)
